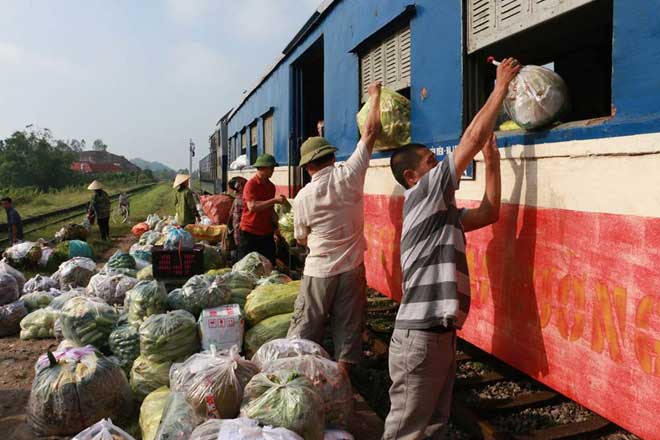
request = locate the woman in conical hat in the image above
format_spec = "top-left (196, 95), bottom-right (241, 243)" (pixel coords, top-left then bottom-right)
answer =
top-left (173, 174), bottom-right (199, 227)
top-left (87, 180), bottom-right (111, 240)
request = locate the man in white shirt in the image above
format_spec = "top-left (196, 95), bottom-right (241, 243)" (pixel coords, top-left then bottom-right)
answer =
top-left (287, 82), bottom-right (382, 375)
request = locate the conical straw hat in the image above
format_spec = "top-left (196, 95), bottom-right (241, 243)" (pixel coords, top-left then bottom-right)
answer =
top-left (87, 180), bottom-right (103, 190)
top-left (173, 174), bottom-right (191, 188)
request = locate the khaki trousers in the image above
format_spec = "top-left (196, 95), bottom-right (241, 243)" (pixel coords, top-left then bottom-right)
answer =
top-left (383, 328), bottom-right (457, 440)
top-left (287, 264), bottom-right (367, 363)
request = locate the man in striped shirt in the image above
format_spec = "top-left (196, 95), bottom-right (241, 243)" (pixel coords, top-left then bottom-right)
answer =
top-left (383, 58), bottom-right (521, 440)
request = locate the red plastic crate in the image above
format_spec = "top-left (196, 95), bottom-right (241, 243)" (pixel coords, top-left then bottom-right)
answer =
top-left (151, 244), bottom-right (204, 279)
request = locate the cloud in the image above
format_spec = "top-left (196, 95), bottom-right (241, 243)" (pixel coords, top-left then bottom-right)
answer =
top-left (0, 41), bottom-right (21, 65)
top-left (166, 0), bottom-right (215, 24)
top-left (0, 41), bottom-right (88, 80)
top-left (168, 41), bottom-right (237, 86)
top-left (230, 0), bottom-right (320, 41)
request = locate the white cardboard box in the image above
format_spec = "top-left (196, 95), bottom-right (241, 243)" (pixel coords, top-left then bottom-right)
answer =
top-left (198, 304), bottom-right (244, 352)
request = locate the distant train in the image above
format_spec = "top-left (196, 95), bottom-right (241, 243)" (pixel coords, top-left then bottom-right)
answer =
top-left (209, 1), bottom-right (660, 438)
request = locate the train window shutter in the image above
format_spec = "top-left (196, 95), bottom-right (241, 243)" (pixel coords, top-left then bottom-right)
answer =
top-left (466, 0), bottom-right (597, 54)
top-left (241, 131), bottom-right (246, 154)
top-left (250, 123), bottom-right (257, 146)
top-left (263, 114), bottom-right (274, 155)
top-left (360, 25), bottom-right (411, 102)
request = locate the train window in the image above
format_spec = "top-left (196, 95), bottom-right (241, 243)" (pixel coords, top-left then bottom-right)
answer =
top-left (464, 0), bottom-right (613, 129)
top-left (240, 130), bottom-right (247, 157)
top-left (249, 122), bottom-right (258, 165)
top-left (263, 113), bottom-right (274, 156)
top-left (359, 26), bottom-right (411, 103)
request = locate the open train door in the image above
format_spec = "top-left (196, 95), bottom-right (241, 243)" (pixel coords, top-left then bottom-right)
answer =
top-left (289, 37), bottom-right (324, 198)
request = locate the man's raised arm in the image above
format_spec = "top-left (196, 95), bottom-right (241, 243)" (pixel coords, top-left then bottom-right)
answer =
top-left (360, 82), bottom-right (383, 155)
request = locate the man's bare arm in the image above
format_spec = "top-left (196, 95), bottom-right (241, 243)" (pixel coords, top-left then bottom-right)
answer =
top-left (462, 134), bottom-right (501, 232)
top-left (360, 82), bottom-right (383, 155)
top-left (247, 195), bottom-right (286, 213)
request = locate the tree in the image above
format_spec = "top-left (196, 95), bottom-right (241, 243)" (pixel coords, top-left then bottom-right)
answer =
top-left (92, 139), bottom-right (108, 152)
top-left (68, 138), bottom-right (84, 152)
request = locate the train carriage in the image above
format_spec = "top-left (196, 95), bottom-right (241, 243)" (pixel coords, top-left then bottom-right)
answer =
top-left (214, 1), bottom-right (660, 438)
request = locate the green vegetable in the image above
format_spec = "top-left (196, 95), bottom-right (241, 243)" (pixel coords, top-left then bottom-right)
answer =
top-left (125, 280), bottom-right (168, 328)
top-left (244, 312), bottom-right (294, 357)
top-left (167, 275), bottom-right (231, 317)
top-left (109, 322), bottom-right (140, 376)
top-left (278, 212), bottom-right (296, 246)
top-left (139, 310), bottom-right (199, 363)
top-left (240, 369), bottom-right (325, 440)
top-left (108, 251), bottom-right (137, 270)
top-left (203, 245), bottom-right (225, 271)
top-left (139, 386), bottom-right (171, 440)
top-left (60, 297), bottom-right (119, 351)
top-left (19, 308), bottom-right (59, 340)
top-left (245, 281), bottom-right (300, 326)
top-left (256, 270), bottom-right (293, 287)
top-left (357, 87), bottom-right (411, 151)
top-left (137, 265), bottom-right (154, 281)
top-left (232, 252), bottom-right (273, 279)
top-left (131, 356), bottom-right (172, 401)
top-left (20, 292), bottom-right (55, 312)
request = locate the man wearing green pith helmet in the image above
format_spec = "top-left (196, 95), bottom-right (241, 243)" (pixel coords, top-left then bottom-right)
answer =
top-left (287, 81), bottom-right (383, 376)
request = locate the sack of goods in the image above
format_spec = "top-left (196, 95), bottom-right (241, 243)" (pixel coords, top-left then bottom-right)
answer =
top-left (108, 251), bottom-right (137, 270)
top-left (151, 391), bottom-right (202, 440)
top-left (87, 272), bottom-right (138, 306)
top-left (139, 386), bottom-right (171, 440)
top-left (21, 291), bottom-right (59, 312)
top-left (131, 355), bottom-right (172, 401)
top-left (251, 337), bottom-right (330, 369)
top-left (146, 214), bottom-right (161, 230)
top-left (130, 243), bottom-right (153, 263)
top-left (0, 300), bottom-right (28, 337)
top-left (137, 265), bottom-right (154, 281)
top-left (52, 257), bottom-right (97, 289)
top-left (357, 87), bottom-right (411, 151)
top-left (233, 252), bottom-right (273, 279)
top-left (72, 418), bottom-right (136, 440)
top-left (198, 194), bottom-right (235, 225)
top-left (28, 346), bottom-right (133, 437)
top-left (503, 64), bottom-right (570, 130)
top-left (55, 223), bottom-right (90, 241)
top-left (203, 244), bottom-right (225, 271)
top-left (163, 227), bottom-right (194, 251)
top-left (229, 154), bottom-right (248, 171)
top-left (278, 212), bottom-right (296, 246)
top-left (256, 270), bottom-right (293, 287)
top-left (190, 418), bottom-right (304, 440)
top-left (240, 369), bottom-right (325, 440)
top-left (198, 304), bottom-right (245, 351)
top-left (109, 321), bottom-right (140, 375)
top-left (20, 308), bottom-right (60, 339)
top-left (262, 355), bottom-right (353, 428)
top-left (140, 231), bottom-right (162, 246)
top-left (220, 271), bottom-right (257, 309)
top-left (49, 291), bottom-right (81, 310)
top-left (139, 310), bottom-right (200, 363)
top-left (167, 274), bottom-right (231, 318)
top-left (245, 281), bottom-right (300, 326)
top-left (132, 222), bottom-right (150, 238)
top-left (0, 259), bottom-right (26, 290)
top-left (23, 274), bottom-right (59, 293)
top-left (184, 224), bottom-right (227, 244)
top-left (245, 312), bottom-right (294, 357)
top-left (61, 296), bottom-right (120, 351)
top-left (0, 272), bottom-right (19, 306)
top-left (170, 346), bottom-right (260, 419)
top-left (3, 241), bottom-right (42, 268)
top-left (125, 280), bottom-right (168, 327)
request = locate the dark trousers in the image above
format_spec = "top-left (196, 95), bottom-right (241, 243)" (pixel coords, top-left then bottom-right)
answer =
top-left (98, 217), bottom-right (110, 240)
top-left (237, 230), bottom-right (276, 265)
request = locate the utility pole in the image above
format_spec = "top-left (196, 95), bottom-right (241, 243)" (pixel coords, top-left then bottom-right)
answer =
top-left (189, 139), bottom-right (195, 183)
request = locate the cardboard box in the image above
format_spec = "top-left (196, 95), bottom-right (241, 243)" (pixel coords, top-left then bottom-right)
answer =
top-left (198, 304), bottom-right (244, 352)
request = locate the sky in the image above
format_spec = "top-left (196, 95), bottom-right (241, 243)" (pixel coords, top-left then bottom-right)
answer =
top-left (0, 0), bottom-right (320, 170)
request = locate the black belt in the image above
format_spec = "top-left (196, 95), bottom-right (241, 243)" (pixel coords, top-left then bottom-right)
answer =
top-left (422, 325), bottom-right (453, 334)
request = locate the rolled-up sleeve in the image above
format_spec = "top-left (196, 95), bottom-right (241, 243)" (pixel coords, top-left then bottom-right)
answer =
top-left (293, 198), bottom-right (310, 241)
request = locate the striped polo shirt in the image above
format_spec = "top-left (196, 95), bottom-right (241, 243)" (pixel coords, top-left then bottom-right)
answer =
top-left (394, 152), bottom-right (471, 330)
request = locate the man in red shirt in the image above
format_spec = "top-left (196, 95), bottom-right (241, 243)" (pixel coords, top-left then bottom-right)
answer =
top-left (239, 153), bottom-right (286, 264)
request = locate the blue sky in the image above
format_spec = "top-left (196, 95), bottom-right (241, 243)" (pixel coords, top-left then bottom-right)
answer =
top-left (0, 0), bottom-right (320, 170)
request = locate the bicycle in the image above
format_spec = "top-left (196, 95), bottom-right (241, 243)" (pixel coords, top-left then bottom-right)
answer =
top-left (111, 203), bottom-right (130, 224)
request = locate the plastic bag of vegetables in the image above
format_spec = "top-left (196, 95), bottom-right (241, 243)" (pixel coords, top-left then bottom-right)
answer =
top-left (245, 281), bottom-right (300, 326)
top-left (324, 430), bottom-right (355, 440)
top-left (0, 300), bottom-right (28, 337)
top-left (257, 271), bottom-right (292, 286)
top-left (125, 280), bottom-right (168, 327)
top-left (61, 296), bottom-right (120, 351)
top-left (138, 265), bottom-right (154, 281)
top-left (221, 271), bottom-right (257, 307)
top-left (108, 251), bottom-right (137, 271)
top-left (278, 212), bottom-right (296, 246)
top-left (131, 355), bottom-right (172, 400)
top-left (146, 214), bottom-right (161, 229)
top-left (20, 308), bottom-right (60, 339)
top-left (21, 291), bottom-right (57, 312)
top-left (87, 272), bottom-right (138, 306)
top-left (24, 274), bottom-right (59, 293)
top-left (28, 346), bottom-right (133, 437)
top-left (233, 252), bottom-right (273, 279)
top-left (357, 87), bottom-right (411, 151)
top-left (154, 391), bottom-right (203, 440)
top-left (0, 258), bottom-right (26, 291)
top-left (55, 222), bottom-right (90, 241)
top-left (109, 322), bottom-right (140, 375)
top-left (252, 337), bottom-right (330, 368)
top-left (190, 418), bottom-right (304, 440)
top-left (130, 243), bottom-right (153, 262)
top-left (497, 61), bottom-right (570, 129)
top-left (240, 369), bottom-right (325, 440)
top-left (139, 230), bottom-right (161, 246)
top-left (53, 257), bottom-right (97, 288)
top-left (245, 312), bottom-right (294, 357)
top-left (139, 310), bottom-right (199, 363)
top-left (3, 241), bottom-right (42, 268)
top-left (170, 346), bottom-right (260, 419)
top-left (140, 386), bottom-right (171, 440)
top-left (207, 268), bottom-right (232, 277)
top-left (163, 227), bottom-right (194, 251)
top-left (167, 275), bottom-right (231, 317)
top-left (49, 291), bottom-right (81, 310)
top-left (262, 355), bottom-right (353, 428)
top-left (0, 272), bottom-right (19, 306)
top-left (203, 244), bottom-right (225, 270)
top-left (72, 418), bottom-right (137, 440)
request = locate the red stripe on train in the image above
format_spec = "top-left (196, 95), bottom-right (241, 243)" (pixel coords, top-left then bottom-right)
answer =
top-left (363, 194), bottom-right (660, 440)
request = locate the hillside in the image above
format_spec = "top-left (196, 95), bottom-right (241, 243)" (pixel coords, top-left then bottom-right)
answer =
top-left (131, 158), bottom-right (176, 173)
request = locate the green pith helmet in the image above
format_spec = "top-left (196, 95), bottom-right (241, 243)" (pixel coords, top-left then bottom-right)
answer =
top-left (253, 153), bottom-right (279, 168)
top-left (299, 137), bottom-right (338, 167)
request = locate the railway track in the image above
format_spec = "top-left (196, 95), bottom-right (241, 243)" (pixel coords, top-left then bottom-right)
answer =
top-left (353, 291), bottom-right (640, 440)
top-left (0, 183), bottom-right (155, 247)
